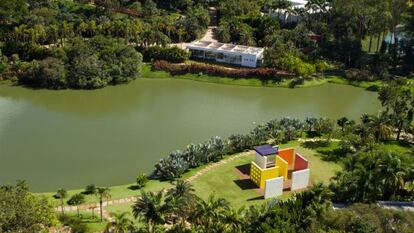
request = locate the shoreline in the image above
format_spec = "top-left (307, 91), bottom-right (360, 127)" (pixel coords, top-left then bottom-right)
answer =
top-left (1, 64), bottom-right (385, 92)
top-left (140, 64), bottom-right (384, 90)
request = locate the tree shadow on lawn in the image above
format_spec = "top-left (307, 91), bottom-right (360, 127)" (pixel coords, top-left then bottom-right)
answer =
top-left (301, 140), bottom-right (330, 149)
top-left (316, 148), bottom-right (347, 162)
top-left (301, 140), bottom-right (347, 162)
top-left (247, 196), bottom-right (264, 201)
top-left (127, 185), bottom-right (142, 191)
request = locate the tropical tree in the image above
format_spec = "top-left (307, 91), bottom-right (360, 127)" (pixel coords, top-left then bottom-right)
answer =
top-left (105, 212), bottom-right (134, 233)
top-left (67, 193), bottom-right (85, 217)
top-left (190, 195), bottom-right (230, 229)
top-left (166, 180), bottom-right (197, 222)
top-left (136, 173), bottom-right (149, 189)
top-left (330, 150), bottom-right (412, 203)
top-left (0, 181), bottom-right (56, 233)
top-left (84, 184), bottom-right (97, 195)
top-left (132, 190), bottom-right (170, 232)
top-left (96, 187), bottom-right (111, 222)
top-left (55, 188), bottom-right (67, 215)
top-left (378, 80), bottom-right (414, 141)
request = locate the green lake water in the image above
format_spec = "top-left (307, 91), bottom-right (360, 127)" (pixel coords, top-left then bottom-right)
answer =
top-left (0, 79), bottom-right (380, 192)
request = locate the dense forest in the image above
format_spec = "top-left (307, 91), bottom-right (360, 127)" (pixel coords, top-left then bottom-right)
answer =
top-left (0, 0), bottom-right (210, 88)
top-left (1, 0), bottom-right (413, 88)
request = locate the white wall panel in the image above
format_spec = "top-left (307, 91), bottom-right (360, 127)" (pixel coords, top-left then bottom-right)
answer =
top-left (264, 177), bottom-right (284, 199)
top-left (291, 168), bottom-right (310, 191)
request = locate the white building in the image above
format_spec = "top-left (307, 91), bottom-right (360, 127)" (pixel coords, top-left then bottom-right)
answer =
top-left (269, 0), bottom-right (308, 23)
top-left (185, 41), bottom-right (264, 68)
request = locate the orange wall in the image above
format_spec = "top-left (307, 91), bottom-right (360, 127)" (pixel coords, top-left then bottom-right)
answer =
top-left (278, 148), bottom-right (294, 166)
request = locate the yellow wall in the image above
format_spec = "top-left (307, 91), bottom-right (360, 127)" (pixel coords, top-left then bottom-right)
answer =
top-left (276, 156), bottom-right (288, 180)
top-left (250, 162), bottom-right (279, 188)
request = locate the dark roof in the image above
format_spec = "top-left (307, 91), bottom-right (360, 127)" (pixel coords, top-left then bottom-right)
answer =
top-left (254, 145), bottom-right (278, 156)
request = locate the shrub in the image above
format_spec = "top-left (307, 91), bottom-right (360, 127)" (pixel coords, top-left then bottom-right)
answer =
top-left (83, 184), bottom-right (96, 195)
top-left (19, 57), bottom-right (67, 89)
top-left (58, 215), bottom-right (88, 233)
top-left (138, 46), bottom-right (190, 63)
top-left (136, 173), bottom-right (149, 188)
top-left (345, 68), bottom-right (375, 81)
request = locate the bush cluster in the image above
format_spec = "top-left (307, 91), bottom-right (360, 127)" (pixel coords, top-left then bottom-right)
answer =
top-left (138, 46), bottom-right (190, 63)
top-left (345, 68), bottom-right (375, 81)
top-left (152, 60), bottom-right (295, 81)
top-left (153, 117), bottom-right (336, 180)
top-left (18, 36), bottom-right (143, 89)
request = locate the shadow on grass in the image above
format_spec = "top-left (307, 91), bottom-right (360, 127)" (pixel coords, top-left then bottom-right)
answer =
top-left (301, 140), bottom-right (330, 149)
top-left (235, 164), bottom-right (250, 176)
top-left (316, 148), bottom-right (347, 162)
top-left (127, 185), bottom-right (142, 191)
top-left (301, 140), bottom-right (348, 162)
top-left (305, 131), bottom-right (323, 138)
top-left (247, 196), bottom-right (264, 201)
top-left (233, 179), bottom-right (258, 190)
top-left (365, 85), bottom-right (380, 92)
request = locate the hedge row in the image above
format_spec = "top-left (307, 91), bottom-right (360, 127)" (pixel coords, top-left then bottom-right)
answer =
top-left (152, 60), bottom-right (295, 81)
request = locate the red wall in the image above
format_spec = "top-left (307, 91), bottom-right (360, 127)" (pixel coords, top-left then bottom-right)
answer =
top-left (294, 153), bottom-right (308, 171)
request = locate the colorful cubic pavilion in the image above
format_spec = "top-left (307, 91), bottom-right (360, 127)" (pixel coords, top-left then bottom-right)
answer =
top-left (249, 145), bottom-right (310, 199)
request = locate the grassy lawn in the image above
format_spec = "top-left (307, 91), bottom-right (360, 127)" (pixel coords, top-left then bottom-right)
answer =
top-left (190, 141), bottom-right (342, 209)
top-left (38, 154), bottom-right (237, 207)
top-left (61, 210), bottom-right (108, 233)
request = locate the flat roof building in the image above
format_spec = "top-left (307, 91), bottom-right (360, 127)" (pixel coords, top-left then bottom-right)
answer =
top-left (185, 41), bottom-right (264, 68)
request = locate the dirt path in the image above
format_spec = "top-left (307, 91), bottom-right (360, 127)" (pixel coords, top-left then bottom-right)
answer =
top-left (56, 152), bottom-right (252, 219)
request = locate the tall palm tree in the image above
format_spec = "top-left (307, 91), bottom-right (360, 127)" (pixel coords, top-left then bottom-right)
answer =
top-left (132, 190), bottom-right (170, 233)
top-left (55, 188), bottom-right (67, 215)
top-left (105, 212), bottom-right (134, 233)
top-left (96, 187), bottom-right (111, 222)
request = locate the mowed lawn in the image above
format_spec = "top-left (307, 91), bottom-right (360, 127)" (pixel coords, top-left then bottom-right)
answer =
top-left (191, 141), bottom-right (342, 209)
top-left (39, 162), bottom-right (212, 207)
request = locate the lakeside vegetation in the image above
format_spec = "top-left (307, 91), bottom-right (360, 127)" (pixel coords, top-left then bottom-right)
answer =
top-left (141, 63), bottom-right (388, 90)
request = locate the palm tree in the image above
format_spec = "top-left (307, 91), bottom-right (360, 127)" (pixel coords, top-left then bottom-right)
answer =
top-left (55, 188), bottom-right (67, 215)
top-left (67, 193), bottom-right (85, 217)
top-left (96, 187), bottom-right (111, 222)
top-left (191, 195), bottom-right (230, 229)
top-left (370, 114), bottom-right (393, 142)
top-left (105, 212), bottom-right (134, 233)
top-left (377, 153), bottom-right (407, 199)
top-left (223, 208), bottom-right (245, 233)
top-left (166, 180), bottom-right (196, 221)
top-left (132, 190), bottom-right (170, 233)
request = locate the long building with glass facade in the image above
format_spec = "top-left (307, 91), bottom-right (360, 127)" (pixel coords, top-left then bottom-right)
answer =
top-left (185, 41), bottom-right (264, 68)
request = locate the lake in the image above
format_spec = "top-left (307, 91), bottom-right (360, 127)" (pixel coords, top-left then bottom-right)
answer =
top-left (0, 79), bottom-right (380, 191)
